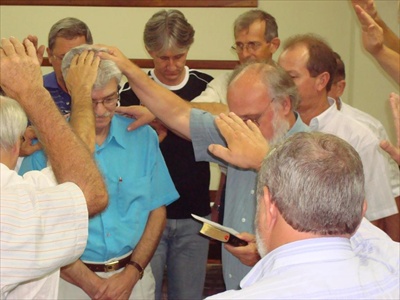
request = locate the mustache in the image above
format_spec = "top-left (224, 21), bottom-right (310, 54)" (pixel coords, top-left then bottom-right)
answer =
top-left (95, 112), bottom-right (112, 118)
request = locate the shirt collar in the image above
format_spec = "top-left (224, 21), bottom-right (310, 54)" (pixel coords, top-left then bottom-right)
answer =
top-left (286, 111), bottom-right (309, 137)
top-left (309, 97), bottom-right (337, 131)
top-left (240, 237), bottom-right (353, 288)
top-left (96, 115), bottom-right (127, 150)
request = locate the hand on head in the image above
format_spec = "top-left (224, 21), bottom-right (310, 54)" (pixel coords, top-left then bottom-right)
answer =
top-left (65, 50), bottom-right (100, 96)
top-left (208, 112), bottom-right (269, 171)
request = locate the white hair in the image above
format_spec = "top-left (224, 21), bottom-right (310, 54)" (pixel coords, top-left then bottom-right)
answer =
top-left (0, 96), bottom-right (27, 150)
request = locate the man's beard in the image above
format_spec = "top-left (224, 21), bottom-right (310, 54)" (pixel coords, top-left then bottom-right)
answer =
top-left (268, 112), bottom-right (290, 146)
top-left (255, 112), bottom-right (290, 258)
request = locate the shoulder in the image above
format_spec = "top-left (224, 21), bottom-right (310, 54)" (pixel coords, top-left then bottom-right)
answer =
top-left (188, 69), bottom-right (214, 83)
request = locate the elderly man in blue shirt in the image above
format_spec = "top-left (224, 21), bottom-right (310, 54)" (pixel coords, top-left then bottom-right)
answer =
top-left (19, 45), bottom-right (178, 299)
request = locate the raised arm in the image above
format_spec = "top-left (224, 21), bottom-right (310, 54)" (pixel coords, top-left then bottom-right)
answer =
top-left (351, 0), bottom-right (400, 53)
top-left (0, 37), bottom-right (107, 216)
top-left (352, 4), bottom-right (400, 83)
top-left (98, 46), bottom-right (192, 139)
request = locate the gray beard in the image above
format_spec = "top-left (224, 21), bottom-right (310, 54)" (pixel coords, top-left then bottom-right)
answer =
top-left (268, 113), bottom-right (290, 146)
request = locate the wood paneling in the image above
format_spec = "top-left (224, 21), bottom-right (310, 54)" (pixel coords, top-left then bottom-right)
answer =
top-left (42, 58), bottom-right (239, 70)
top-left (0, 0), bottom-right (257, 7)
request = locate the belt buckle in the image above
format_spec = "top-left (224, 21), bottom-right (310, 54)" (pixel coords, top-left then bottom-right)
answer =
top-left (104, 260), bottom-right (119, 272)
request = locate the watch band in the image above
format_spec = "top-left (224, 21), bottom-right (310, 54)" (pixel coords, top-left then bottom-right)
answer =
top-left (127, 260), bottom-right (144, 279)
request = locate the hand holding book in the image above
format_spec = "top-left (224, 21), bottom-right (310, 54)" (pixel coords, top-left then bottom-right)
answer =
top-left (191, 214), bottom-right (248, 247)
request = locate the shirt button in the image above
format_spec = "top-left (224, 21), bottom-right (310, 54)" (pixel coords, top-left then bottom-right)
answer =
top-left (250, 189), bottom-right (255, 195)
top-left (229, 274), bottom-right (232, 278)
top-left (106, 233), bottom-right (110, 237)
top-left (241, 218), bottom-right (246, 223)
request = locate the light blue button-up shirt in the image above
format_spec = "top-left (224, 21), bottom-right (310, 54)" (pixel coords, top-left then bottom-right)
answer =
top-left (19, 114), bottom-right (179, 262)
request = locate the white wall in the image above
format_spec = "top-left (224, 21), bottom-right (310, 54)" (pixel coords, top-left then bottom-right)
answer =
top-left (1, 2), bottom-right (399, 189)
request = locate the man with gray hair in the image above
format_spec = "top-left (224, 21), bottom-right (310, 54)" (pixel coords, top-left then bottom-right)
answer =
top-left (120, 9), bottom-right (214, 300)
top-left (19, 44), bottom-right (179, 299)
top-left (106, 40), bottom-right (309, 288)
top-left (206, 132), bottom-right (399, 299)
top-left (0, 38), bottom-right (107, 298)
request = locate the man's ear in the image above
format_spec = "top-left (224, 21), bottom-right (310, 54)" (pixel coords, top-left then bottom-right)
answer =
top-left (335, 79), bottom-right (346, 97)
top-left (269, 37), bottom-right (280, 54)
top-left (361, 200), bottom-right (367, 218)
top-left (315, 71), bottom-right (330, 92)
top-left (47, 47), bottom-right (53, 64)
top-left (263, 186), bottom-right (278, 228)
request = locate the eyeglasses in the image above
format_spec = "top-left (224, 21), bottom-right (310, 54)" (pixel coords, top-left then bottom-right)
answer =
top-left (241, 98), bottom-right (275, 126)
top-left (92, 93), bottom-right (120, 108)
top-left (51, 53), bottom-right (65, 61)
top-left (231, 41), bottom-right (263, 53)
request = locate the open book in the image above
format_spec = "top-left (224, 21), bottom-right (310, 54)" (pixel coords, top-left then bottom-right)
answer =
top-left (191, 214), bottom-right (248, 247)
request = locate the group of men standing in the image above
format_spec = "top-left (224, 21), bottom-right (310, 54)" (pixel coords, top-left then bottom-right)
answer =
top-left (1, 1), bottom-right (399, 299)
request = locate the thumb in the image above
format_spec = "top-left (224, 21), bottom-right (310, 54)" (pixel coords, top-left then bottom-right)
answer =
top-left (208, 144), bottom-right (230, 160)
top-left (127, 119), bottom-right (147, 131)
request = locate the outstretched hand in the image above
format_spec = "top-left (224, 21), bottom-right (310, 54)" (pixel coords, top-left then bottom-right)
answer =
top-left (351, 0), bottom-right (378, 19)
top-left (25, 35), bottom-right (45, 65)
top-left (380, 93), bottom-right (400, 165)
top-left (115, 105), bottom-right (156, 131)
top-left (208, 112), bottom-right (269, 171)
top-left (353, 4), bottom-right (384, 55)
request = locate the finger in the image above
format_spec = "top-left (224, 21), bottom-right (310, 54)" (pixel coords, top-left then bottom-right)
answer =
top-left (23, 38), bottom-right (37, 60)
top-left (127, 118), bottom-right (148, 131)
top-left (91, 54), bottom-right (100, 68)
top-left (76, 50), bottom-right (89, 65)
top-left (214, 116), bottom-right (236, 139)
top-left (84, 50), bottom-right (95, 65)
top-left (1, 38), bottom-right (15, 56)
top-left (208, 144), bottom-right (231, 162)
top-left (10, 36), bottom-right (25, 55)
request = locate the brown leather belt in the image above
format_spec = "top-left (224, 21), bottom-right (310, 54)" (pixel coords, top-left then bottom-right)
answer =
top-left (84, 255), bottom-right (131, 273)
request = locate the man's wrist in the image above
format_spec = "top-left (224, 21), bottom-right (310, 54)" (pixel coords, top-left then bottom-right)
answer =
top-left (126, 260), bottom-right (144, 279)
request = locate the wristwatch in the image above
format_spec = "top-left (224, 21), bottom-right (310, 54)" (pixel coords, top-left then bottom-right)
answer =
top-left (127, 260), bottom-right (144, 279)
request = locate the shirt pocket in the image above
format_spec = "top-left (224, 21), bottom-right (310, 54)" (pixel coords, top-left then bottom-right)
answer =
top-left (116, 174), bottom-right (153, 216)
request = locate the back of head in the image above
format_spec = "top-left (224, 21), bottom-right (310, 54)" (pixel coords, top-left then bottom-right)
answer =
top-left (48, 17), bottom-right (93, 51)
top-left (229, 61), bottom-right (301, 111)
top-left (61, 45), bottom-right (122, 89)
top-left (144, 9), bottom-right (194, 53)
top-left (0, 96), bottom-right (27, 150)
top-left (234, 9), bottom-right (278, 42)
top-left (283, 34), bottom-right (337, 91)
top-left (257, 132), bottom-right (365, 235)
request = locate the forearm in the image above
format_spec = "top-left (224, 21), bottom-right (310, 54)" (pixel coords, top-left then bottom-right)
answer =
top-left (190, 102), bottom-right (229, 115)
top-left (123, 63), bottom-right (192, 139)
top-left (69, 89), bottom-right (96, 153)
top-left (373, 46), bottom-right (400, 84)
top-left (21, 87), bottom-right (107, 215)
top-left (374, 16), bottom-right (400, 54)
top-left (128, 206), bottom-right (166, 275)
top-left (61, 260), bottom-right (103, 297)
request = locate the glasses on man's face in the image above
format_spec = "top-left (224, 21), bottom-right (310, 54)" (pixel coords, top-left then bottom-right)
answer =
top-left (92, 93), bottom-right (120, 108)
top-left (231, 41), bottom-right (263, 53)
top-left (241, 98), bottom-right (275, 126)
top-left (51, 53), bottom-right (65, 62)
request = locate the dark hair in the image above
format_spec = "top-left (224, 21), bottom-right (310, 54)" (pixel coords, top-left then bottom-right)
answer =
top-left (283, 34), bottom-right (337, 92)
top-left (234, 9), bottom-right (278, 42)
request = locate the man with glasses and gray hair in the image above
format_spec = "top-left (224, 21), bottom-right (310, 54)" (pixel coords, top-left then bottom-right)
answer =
top-left (19, 44), bottom-right (179, 300)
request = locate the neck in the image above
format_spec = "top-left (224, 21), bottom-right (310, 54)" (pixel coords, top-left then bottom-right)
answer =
top-left (95, 126), bottom-right (110, 146)
top-left (153, 67), bottom-right (186, 86)
top-left (0, 147), bottom-right (18, 170)
top-left (298, 95), bottom-right (330, 125)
